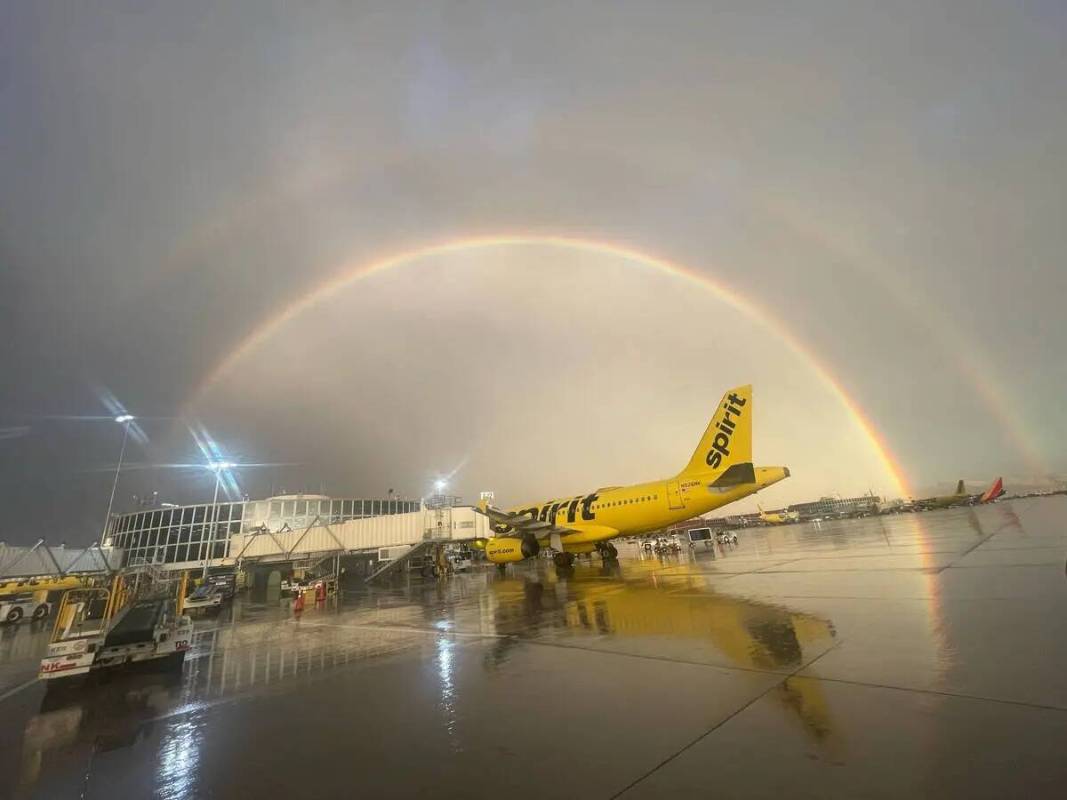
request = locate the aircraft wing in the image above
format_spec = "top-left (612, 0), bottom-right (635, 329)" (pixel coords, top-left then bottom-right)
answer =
top-left (477, 504), bottom-right (577, 538)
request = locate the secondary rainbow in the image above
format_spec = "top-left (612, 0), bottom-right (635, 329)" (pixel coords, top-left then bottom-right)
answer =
top-left (186, 235), bottom-right (912, 497)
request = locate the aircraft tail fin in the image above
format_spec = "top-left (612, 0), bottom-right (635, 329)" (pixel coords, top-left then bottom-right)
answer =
top-left (680, 385), bottom-right (752, 476)
top-left (955, 479), bottom-right (966, 496)
top-left (979, 477), bottom-right (1004, 504)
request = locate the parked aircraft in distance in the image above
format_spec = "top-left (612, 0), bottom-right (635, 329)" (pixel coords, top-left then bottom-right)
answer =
top-left (913, 477), bottom-right (1005, 511)
top-left (758, 504), bottom-right (799, 525)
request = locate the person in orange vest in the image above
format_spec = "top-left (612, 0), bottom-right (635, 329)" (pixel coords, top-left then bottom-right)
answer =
top-left (292, 588), bottom-right (305, 617)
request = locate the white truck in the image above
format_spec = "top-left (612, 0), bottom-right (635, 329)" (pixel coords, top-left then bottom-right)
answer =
top-left (39, 589), bottom-right (192, 681)
top-left (182, 584), bottom-right (224, 614)
top-left (1, 593), bottom-right (52, 624)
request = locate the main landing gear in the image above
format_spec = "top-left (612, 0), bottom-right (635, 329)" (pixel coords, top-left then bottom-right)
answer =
top-left (597, 543), bottom-right (619, 561)
top-left (553, 552), bottom-right (575, 568)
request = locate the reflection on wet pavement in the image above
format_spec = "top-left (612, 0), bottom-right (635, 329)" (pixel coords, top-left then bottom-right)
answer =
top-left (1, 497), bottom-right (1066, 798)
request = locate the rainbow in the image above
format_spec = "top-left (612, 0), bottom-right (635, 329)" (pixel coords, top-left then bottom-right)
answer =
top-left (186, 235), bottom-right (912, 497)
top-left (768, 200), bottom-right (1046, 476)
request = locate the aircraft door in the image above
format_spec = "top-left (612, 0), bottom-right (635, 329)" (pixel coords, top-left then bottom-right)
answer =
top-left (666, 481), bottom-right (684, 510)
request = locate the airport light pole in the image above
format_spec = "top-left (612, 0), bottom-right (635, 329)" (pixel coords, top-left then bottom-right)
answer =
top-left (202, 461), bottom-right (234, 580)
top-left (101, 414), bottom-right (135, 543)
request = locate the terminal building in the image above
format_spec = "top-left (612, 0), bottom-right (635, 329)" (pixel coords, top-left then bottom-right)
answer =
top-left (786, 494), bottom-right (881, 519)
top-left (104, 494), bottom-right (421, 568)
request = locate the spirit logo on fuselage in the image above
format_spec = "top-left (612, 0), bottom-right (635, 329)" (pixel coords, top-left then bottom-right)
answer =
top-left (492, 492), bottom-right (600, 534)
top-left (706, 392), bottom-right (747, 469)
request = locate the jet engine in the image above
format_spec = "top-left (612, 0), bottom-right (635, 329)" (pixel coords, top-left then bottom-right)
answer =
top-left (485, 534), bottom-right (540, 564)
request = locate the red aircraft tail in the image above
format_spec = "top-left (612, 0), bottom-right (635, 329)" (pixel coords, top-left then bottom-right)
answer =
top-left (979, 477), bottom-right (1004, 504)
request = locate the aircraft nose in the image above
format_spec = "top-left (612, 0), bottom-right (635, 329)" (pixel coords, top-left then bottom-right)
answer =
top-left (783, 467), bottom-right (791, 478)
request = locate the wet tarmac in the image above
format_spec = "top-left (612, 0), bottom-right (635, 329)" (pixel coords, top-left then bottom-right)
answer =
top-left (1, 496), bottom-right (1065, 799)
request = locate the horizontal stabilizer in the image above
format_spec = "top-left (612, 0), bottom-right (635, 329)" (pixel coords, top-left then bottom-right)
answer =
top-left (710, 462), bottom-right (756, 488)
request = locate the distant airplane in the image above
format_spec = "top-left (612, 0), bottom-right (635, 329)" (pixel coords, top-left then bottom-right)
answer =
top-left (914, 477), bottom-right (1005, 510)
top-left (758, 504), bottom-right (799, 525)
top-left (476, 385), bottom-right (789, 568)
top-left (914, 479), bottom-right (971, 510)
top-left (977, 476), bottom-right (1005, 504)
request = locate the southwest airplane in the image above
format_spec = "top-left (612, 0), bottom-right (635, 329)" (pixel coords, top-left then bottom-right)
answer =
top-left (914, 477), bottom-right (1005, 511)
top-left (476, 385), bottom-right (789, 568)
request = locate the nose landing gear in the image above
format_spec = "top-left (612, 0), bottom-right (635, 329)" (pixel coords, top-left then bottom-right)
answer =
top-left (553, 552), bottom-right (576, 568)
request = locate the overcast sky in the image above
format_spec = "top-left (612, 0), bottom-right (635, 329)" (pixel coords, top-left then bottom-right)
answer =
top-left (2, 1), bottom-right (1065, 545)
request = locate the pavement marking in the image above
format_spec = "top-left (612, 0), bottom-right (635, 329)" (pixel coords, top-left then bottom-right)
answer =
top-left (794, 673), bottom-right (1067, 714)
top-left (0, 676), bottom-right (40, 704)
top-left (286, 619), bottom-right (513, 639)
top-left (610, 640), bottom-right (844, 799)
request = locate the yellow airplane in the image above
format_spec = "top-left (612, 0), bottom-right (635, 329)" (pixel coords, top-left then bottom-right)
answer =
top-left (758, 504), bottom-right (799, 525)
top-left (477, 385), bottom-right (789, 568)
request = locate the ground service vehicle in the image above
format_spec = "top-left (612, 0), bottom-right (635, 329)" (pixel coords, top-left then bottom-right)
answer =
top-left (1, 593), bottom-right (51, 624)
top-left (685, 528), bottom-right (715, 547)
top-left (182, 584), bottom-right (224, 614)
top-left (206, 573), bottom-right (237, 599)
top-left (39, 579), bottom-right (192, 682)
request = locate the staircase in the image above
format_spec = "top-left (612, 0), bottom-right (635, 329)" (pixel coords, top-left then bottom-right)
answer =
top-left (365, 540), bottom-right (444, 583)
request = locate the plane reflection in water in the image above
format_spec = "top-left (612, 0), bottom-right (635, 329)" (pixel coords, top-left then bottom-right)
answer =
top-left (482, 558), bottom-right (838, 742)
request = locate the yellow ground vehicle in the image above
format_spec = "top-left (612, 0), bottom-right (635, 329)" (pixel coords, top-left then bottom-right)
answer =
top-left (39, 573), bottom-right (192, 682)
top-left (0, 575), bottom-right (85, 598)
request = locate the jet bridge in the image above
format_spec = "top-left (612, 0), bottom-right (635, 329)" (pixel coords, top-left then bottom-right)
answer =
top-left (0, 540), bottom-right (123, 583)
top-left (223, 505), bottom-right (490, 569)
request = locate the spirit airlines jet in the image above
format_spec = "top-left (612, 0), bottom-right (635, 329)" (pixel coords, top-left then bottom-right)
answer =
top-left (476, 385), bottom-right (789, 568)
top-left (758, 504), bottom-right (799, 525)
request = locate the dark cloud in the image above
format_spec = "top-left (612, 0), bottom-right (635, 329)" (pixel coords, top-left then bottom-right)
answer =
top-left (2, 1), bottom-right (1065, 543)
